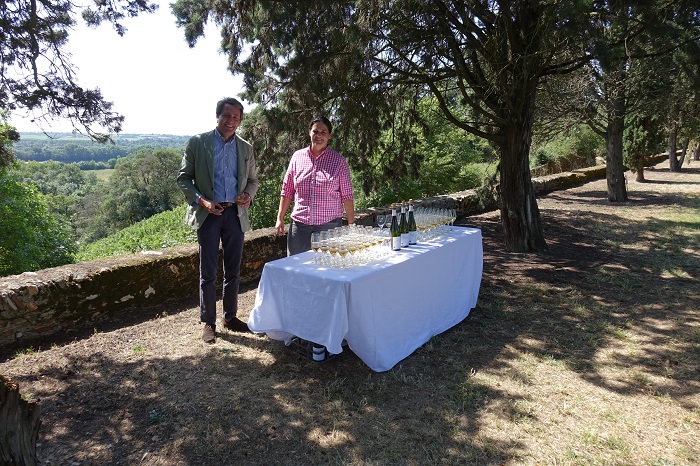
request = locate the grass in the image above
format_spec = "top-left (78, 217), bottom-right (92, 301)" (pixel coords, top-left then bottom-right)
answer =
top-left (1, 163), bottom-right (698, 465)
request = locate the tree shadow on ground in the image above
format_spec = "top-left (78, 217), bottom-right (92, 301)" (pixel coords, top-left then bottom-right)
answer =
top-left (2, 171), bottom-right (698, 464)
top-left (468, 197), bottom-right (699, 413)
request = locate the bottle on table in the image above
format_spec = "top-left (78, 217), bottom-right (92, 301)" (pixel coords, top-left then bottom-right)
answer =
top-left (399, 201), bottom-right (409, 248)
top-left (408, 199), bottom-right (417, 245)
top-left (390, 203), bottom-right (401, 251)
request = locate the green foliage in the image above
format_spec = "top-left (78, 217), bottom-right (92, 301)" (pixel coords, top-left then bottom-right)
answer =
top-left (77, 204), bottom-right (196, 261)
top-left (1, 111), bottom-right (20, 170)
top-left (0, 173), bottom-right (77, 276)
top-left (624, 114), bottom-right (664, 172)
top-left (82, 148), bottom-right (183, 242)
top-left (532, 126), bottom-right (605, 168)
top-left (358, 97), bottom-right (497, 208)
top-left (11, 160), bottom-right (99, 197)
top-left (247, 170), bottom-right (285, 230)
top-left (76, 170), bottom-right (324, 262)
top-left (10, 160), bottom-right (103, 240)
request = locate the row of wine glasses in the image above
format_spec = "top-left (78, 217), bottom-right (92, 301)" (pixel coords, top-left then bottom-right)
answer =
top-left (308, 208), bottom-right (458, 269)
top-left (375, 207), bottom-right (457, 241)
top-left (414, 207), bottom-right (456, 240)
top-left (311, 225), bottom-right (391, 269)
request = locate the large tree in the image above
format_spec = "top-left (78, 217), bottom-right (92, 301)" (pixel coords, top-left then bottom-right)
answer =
top-left (0, 0), bottom-right (157, 141)
top-left (172, 0), bottom-right (598, 252)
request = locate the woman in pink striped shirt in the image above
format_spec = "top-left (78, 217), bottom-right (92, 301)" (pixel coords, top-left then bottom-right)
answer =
top-left (275, 116), bottom-right (355, 256)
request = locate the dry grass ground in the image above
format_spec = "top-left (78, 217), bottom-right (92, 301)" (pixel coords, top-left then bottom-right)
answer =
top-left (2, 161), bottom-right (699, 465)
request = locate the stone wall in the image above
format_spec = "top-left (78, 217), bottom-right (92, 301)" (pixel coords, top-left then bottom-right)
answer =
top-left (0, 228), bottom-right (285, 352)
top-left (0, 153), bottom-right (668, 353)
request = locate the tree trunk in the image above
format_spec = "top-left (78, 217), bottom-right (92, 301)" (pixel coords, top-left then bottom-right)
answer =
top-left (679, 137), bottom-right (689, 166)
top-left (694, 140), bottom-right (699, 161)
top-left (0, 376), bottom-right (41, 465)
top-left (635, 167), bottom-right (645, 182)
top-left (499, 111), bottom-right (547, 253)
top-left (668, 129), bottom-right (681, 172)
top-left (605, 64), bottom-right (628, 202)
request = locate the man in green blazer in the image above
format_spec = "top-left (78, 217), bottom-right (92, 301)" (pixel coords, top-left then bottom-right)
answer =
top-left (177, 97), bottom-right (259, 343)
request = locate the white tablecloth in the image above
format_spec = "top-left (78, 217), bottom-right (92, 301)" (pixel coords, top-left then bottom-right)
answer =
top-left (248, 226), bottom-right (483, 371)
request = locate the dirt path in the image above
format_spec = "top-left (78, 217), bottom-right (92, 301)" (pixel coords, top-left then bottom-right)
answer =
top-left (2, 161), bottom-right (699, 465)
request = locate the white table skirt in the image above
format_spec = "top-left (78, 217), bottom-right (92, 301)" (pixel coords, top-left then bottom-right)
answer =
top-left (248, 226), bottom-right (483, 371)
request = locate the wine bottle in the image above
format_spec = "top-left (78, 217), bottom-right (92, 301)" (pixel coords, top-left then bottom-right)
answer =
top-left (390, 203), bottom-right (401, 251)
top-left (399, 201), bottom-right (409, 248)
top-left (408, 199), bottom-right (417, 245)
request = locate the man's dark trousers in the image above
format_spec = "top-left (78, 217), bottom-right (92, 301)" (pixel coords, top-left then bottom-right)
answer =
top-left (197, 205), bottom-right (244, 325)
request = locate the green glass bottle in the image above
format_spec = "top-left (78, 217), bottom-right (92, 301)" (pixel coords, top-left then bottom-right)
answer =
top-left (399, 201), bottom-right (409, 248)
top-left (408, 199), bottom-right (417, 245)
top-left (390, 203), bottom-right (401, 251)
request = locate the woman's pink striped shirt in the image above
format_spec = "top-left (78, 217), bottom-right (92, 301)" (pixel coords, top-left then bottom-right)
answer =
top-left (280, 147), bottom-right (354, 225)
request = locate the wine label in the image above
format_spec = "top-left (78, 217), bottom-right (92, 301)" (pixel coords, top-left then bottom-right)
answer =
top-left (392, 236), bottom-right (402, 251)
top-left (409, 231), bottom-right (417, 244)
top-left (401, 233), bottom-right (409, 248)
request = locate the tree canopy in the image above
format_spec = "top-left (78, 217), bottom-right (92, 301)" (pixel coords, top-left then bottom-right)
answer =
top-left (170, 0), bottom-right (700, 251)
top-left (0, 0), bottom-right (157, 141)
top-left (172, 0), bottom-right (598, 251)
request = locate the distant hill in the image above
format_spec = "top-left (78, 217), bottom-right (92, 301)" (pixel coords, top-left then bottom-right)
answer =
top-left (15, 132), bottom-right (190, 168)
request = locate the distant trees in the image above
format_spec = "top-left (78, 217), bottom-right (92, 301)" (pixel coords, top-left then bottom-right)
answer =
top-left (80, 148), bottom-right (183, 242)
top-left (8, 148), bottom-right (183, 262)
top-left (537, 1), bottom-right (700, 194)
top-left (12, 134), bottom-right (190, 165)
top-left (3, 113), bottom-right (77, 275)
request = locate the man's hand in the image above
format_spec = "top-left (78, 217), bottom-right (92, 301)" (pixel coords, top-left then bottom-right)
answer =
top-left (235, 192), bottom-right (251, 209)
top-left (199, 197), bottom-right (223, 215)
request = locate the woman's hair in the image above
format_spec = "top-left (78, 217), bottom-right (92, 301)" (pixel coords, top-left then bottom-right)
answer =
top-left (309, 116), bottom-right (333, 134)
top-left (216, 97), bottom-right (244, 117)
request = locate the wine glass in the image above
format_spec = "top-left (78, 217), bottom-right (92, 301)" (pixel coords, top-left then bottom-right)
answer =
top-left (338, 241), bottom-right (349, 269)
top-left (328, 240), bottom-right (339, 268)
top-left (234, 192), bottom-right (249, 217)
top-left (377, 214), bottom-right (387, 231)
top-left (347, 239), bottom-right (358, 266)
top-left (319, 231), bottom-right (329, 266)
top-left (311, 232), bottom-right (320, 264)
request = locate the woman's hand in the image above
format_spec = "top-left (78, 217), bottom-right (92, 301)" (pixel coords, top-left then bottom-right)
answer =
top-left (275, 219), bottom-right (286, 236)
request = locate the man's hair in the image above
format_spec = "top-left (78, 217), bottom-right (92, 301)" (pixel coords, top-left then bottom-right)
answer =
top-left (216, 97), bottom-right (244, 117)
top-left (308, 116), bottom-right (333, 134)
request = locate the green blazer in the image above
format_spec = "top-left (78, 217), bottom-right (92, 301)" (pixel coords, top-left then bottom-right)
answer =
top-left (176, 130), bottom-right (259, 231)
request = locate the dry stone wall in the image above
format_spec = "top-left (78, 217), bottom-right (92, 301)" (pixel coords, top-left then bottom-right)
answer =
top-left (0, 228), bottom-right (285, 352)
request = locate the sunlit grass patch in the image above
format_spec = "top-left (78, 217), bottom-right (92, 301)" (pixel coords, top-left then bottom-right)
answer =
top-left (12, 347), bottom-right (37, 358)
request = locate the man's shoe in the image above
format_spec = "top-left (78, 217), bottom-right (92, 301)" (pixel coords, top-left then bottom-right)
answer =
top-left (222, 317), bottom-right (250, 333)
top-left (202, 324), bottom-right (216, 343)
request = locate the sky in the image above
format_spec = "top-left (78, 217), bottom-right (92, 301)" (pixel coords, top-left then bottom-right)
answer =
top-left (11, 2), bottom-right (247, 136)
